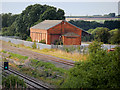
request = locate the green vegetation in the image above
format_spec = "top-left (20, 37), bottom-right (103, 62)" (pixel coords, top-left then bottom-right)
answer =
top-left (109, 30), bottom-right (120, 44)
top-left (1, 50), bottom-right (28, 62)
top-left (1, 4), bottom-right (65, 40)
top-left (18, 59), bottom-right (67, 87)
top-left (62, 41), bottom-right (120, 88)
top-left (1, 50), bottom-right (7, 53)
top-left (69, 20), bottom-right (120, 43)
top-left (39, 39), bottom-right (46, 44)
top-left (2, 74), bottom-right (26, 89)
top-left (63, 46), bottom-right (76, 53)
top-left (8, 52), bottom-right (28, 60)
top-left (26, 36), bottom-right (32, 41)
top-left (88, 27), bottom-right (120, 44)
top-left (69, 20), bottom-right (120, 31)
top-left (30, 59), bottom-right (66, 74)
top-left (32, 42), bottom-right (37, 49)
top-left (2, 40), bottom-right (88, 61)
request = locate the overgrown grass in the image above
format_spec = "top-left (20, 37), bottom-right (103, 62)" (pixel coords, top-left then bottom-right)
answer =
top-left (30, 59), bottom-right (67, 73)
top-left (1, 50), bottom-right (7, 53)
top-left (1, 50), bottom-right (28, 63)
top-left (18, 59), bottom-right (67, 87)
top-left (1, 40), bottom-right (88, 61)
top-left (8, 59), bottom-right (68, 87)
top-left (33, 49), bottom-right (88, 61)
top-left (8, 52), bottom-right (28, 60)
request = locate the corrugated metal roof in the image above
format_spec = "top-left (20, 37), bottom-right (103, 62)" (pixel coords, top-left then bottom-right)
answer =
top-left (31, 20), bottom-right (62, 30)
top-left (63, 32), bottom-right (80, 36)
top-left (30, 20), bottom-right (91, 35)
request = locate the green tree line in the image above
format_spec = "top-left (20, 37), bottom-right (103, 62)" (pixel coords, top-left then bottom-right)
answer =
top-left (69, 20), bottom-right (120, 31)
top-left (1, 4), bottom-right (65, 40)
top-left (69, 20), bottom-right (120, 44)
top-left (88, 27), bottom-right (120, 44)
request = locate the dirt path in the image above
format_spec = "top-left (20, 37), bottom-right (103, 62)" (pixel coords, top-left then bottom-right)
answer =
top-left (1, 41), bottom-right (73, 69)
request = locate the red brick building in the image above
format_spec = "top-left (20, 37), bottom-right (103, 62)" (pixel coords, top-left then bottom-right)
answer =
top-left (30, 20), bottom-right (89, 45)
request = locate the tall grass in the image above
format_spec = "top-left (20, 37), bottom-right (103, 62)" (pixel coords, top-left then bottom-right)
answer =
top-left (33, 49), bottom-right (88, 61)
top-left (2, 40), bottom-right (88, 61)
top-left (8, 52), bottom-right (28, 60)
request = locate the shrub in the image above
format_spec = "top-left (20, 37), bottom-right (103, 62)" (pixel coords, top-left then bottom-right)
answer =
top-left (1, 50), bottom-right (7, 53)
top-left (2, 74), bottom-right (26, 88)
top-left (54, 40), bottom-right (63, 45)
top-left (32, 42), bottom-right (37, 49)
top-left (63, 46), bottom-right (76, 53)
top-left (39, 39), bottom-right (46, 44)
top-left (62, 41), bottom-right (120, 88)
top-left (8, 40), bottom-right (11, 43)
top-left (26, 36), bottom-right (32, 41)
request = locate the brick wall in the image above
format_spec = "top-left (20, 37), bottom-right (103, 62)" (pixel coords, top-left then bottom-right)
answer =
top-left (63, 36), bottom-right (81, 45)
top-left (47, 21), bottom-right (82, 45)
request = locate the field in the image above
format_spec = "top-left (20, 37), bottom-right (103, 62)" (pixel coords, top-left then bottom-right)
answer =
top-left (66, 17), bottom-right (120, 23)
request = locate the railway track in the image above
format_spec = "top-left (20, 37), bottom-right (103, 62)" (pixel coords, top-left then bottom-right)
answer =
top-left (1, 66), bottom-right (51, 90)
top-left (3, 48), bottom-right (75, 67)
top-left (2, 41), bottom-right (75, 67)
top-left (33, 52), bottom-right (75, 66)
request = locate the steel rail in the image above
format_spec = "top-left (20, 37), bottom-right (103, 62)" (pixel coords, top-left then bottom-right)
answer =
top-left (1, 66), bottom-right (51, 90)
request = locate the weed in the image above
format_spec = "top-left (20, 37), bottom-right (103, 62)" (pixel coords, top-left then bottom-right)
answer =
top-left (39, 39), bottom-right (46, 44)
top-left (8, 40), bottom-right (11, 43)
top-left (32, 42), bottom-right (37, 49)
top-left (8, 52), bottom-right (28, 60)
top-left (1, 50), bottom-right (7, 53)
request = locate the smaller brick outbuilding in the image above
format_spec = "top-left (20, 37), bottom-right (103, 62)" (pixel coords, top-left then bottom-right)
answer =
top-left (30, 20), bottom-right (89, 45)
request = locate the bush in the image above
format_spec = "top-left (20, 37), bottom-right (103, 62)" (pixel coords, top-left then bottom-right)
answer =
top-left (39, 39), bottom-right (46, 44)
top-left (2, 74), bottom-right (26, 89)
top-left (62, 41), bottom-right (120, 88)
top-left (63, 46), bottom-right (76, 53)
top-left (8, 40), bottom-right (11, 43)
top-left (54, 40), bottom-right (63, 45)
top-left (26, 36), bottom-right (32, 41)
top-left (109, 30), bottom-right (120, 44)
top-left (32, 42), bottom-right (37, 49)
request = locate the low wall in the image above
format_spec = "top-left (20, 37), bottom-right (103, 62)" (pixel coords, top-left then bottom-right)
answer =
top-left (51, 44), bottom-right (118, 50)
top-left (0, 36), bottom-right (119, 51)
top-left (0, 36), bottom-right (51, 49)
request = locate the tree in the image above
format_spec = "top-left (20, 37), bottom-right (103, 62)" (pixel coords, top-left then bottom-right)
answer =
top-left (109, 29), bottom-right (120, 44)
top-left (62, 41), bottom-right (120, 88)
top-left (14, 4), bottom-right (65, 40)
top-left (40, 8), bottom-right (57, 20)
top-left (91, 27), bottom-right (110, 44)
top-left (1, 4), bottom-right (65, 40)
top-left (104, 20), bottom-right (120, 30)
top-left (2, 13), bottom-right (18, 28)
top-left (108, 13), bottom-right (115, 17)
top-left (56, 9), bottom-right (65, 20)
top-left (69, 20), bottom-right (103, 31)
top-left (69, 20), bottom-right (120, 31)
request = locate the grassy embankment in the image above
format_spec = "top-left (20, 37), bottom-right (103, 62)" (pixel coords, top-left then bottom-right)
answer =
top-left (2, 40), bottom-right (88, 61)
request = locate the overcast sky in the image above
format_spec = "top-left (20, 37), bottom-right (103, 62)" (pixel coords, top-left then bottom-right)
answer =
top-left (1, 1), bottom-right (120, 16)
